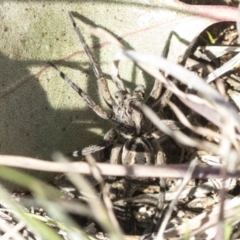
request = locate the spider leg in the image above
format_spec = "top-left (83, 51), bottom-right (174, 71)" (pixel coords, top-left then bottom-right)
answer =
top-left (146, 80), bottom-right (163, 108)
top-left (150, 139), bottom-right (166, 231)
top-left (155, 79), bottom-right (180, 117)
top-left (72, 128), bottom-right (119, 160)
top-left (111, 62), bottom-right (129, 94)
top-left (160, 119), bottom-right (185, 131)
top-left (85, 128), bottom-right (119, 151)
top-left (48, 62), bottom-right (115, 121)
top-left (149, 120), bottom-right (186, 229)
top-left (146, 42), bottom-right (177, 110)
top-left (81, 144), bottom-right (106, 156)
top-left (71, 12), bottom-right (128, 95)
top-left (68, 12), bottom-right (115, 108)
top-left (150, 120), bottom-right (185, 142)
top-left (147, 82), bottom-right (173, 121)
top-left (109, 142), bottom-right (122, 165)
top-left (103, 128), bottom-right (122, 164)
top-left (133, 84), bottom-right (145, 100)
top-left (158, 87), bottom-right (173, 110)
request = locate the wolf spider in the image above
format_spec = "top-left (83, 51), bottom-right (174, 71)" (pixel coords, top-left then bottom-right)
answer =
top-left (48, 12), bottom-right (181, 232)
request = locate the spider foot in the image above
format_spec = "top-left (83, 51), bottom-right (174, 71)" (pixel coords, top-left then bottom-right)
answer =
top-left (82, 144), bottom-right (106, 156)
top-left (65, 144), bottom-right (106, 162)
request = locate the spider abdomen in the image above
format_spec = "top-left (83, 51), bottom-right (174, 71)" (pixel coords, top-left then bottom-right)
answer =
top-left (122, 137), bottom-right (154, 166)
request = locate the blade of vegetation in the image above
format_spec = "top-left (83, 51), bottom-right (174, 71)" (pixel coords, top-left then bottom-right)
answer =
top-left (53, 153), bottom-right (124, 240)
top-left (0, 182), bottom-right (62, 240)
top-left (0, 166), bottom-right (96, 240)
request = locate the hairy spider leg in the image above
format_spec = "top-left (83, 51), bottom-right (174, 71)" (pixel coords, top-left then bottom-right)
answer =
top-left (146, 79), bottom-right (163, 107)
top-left (48, 62), bottom-right (121, 157)
top-left (81, 128), bottom-right (119, 157)
top-left (150, 138), bottom-right (166, 229)
top-left (48, 62), bottom-right (114, 121)
top-left (69, 12), bottom-right (132, 97)
top-left (68, 12), bottom-right (115, 108)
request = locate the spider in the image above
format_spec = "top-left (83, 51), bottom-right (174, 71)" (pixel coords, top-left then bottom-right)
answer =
top-left (48, 12), bottom-right (181, 232)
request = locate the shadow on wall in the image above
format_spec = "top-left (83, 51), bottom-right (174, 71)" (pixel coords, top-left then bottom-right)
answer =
top-left (0, 50), bottom-right (112, 162)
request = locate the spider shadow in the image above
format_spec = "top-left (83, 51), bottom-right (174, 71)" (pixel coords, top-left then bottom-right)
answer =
top-left (0, 51), bottom-right (111, 171)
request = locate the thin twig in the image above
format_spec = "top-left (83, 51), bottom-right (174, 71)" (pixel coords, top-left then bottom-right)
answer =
top-left (1, 155), bottom-right (240, 179)
top-left (156, 159), bottom-right (198, 239)
top-left (85, 154), bottom-right (122, 239)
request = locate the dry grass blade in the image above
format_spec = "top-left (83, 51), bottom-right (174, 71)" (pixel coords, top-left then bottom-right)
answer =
top-left (205, 52), bottom-right (240, 83)
top-left (0, 166), bottom-right (96, 240)
top-left (196, 46), bottom-right (240, 60)
top-left (168, 101), bottom-right (222, 141)
top-left (164, 195), bottom-right (240, 238)
top-left (89, 27), bottom-right (125, 50)
top-left (0, 181), bottom-right (63, 240)
top-left (0, 221), bottom-right (26, 240)
top-left (1, 155), bottom-right (240, 179)
top-left (156, 159), bottom-right (198, 240)
top-left (141, 104), bottom-right (223, 154)
top-left (53, 153), bottom-right (124, 240)
top-left (85, 154), bottom-right (122, 238)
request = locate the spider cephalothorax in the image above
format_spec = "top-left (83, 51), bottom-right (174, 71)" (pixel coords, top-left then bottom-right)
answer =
top-left (48, 12), bottom-right (178, 231)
